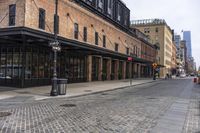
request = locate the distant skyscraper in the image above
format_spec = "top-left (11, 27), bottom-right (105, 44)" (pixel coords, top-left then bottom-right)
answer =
top-left (183, 31), bottom-right (192, 58)
top-left (174, 35), bottom-right (181, 60)
top-left (174, 35), bottom-right (181, 48)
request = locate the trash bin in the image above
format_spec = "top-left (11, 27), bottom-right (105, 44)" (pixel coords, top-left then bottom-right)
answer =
top-left (57, 79), bottom-right (68, 95)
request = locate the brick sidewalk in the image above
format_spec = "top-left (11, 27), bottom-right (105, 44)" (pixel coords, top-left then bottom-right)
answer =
top-left (0, 78), bottom-right (161, 101)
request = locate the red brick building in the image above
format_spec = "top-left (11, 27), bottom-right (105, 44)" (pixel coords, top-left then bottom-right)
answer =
top-left (0, 0), bottom-right (156, 87)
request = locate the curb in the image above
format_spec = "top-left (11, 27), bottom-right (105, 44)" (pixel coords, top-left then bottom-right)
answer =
top-left (40, 79), bottom-right (163, 101)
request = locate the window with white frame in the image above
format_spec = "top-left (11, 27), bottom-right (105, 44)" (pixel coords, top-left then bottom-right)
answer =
top-left (117, 4), bottom-right (121, 21)
top-left (107, 0), bottom-right (113, 15)
top-left (97, 0), bottom-right (103, 9)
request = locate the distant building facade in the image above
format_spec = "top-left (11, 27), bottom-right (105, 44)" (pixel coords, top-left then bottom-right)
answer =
top-left (0, 0), bottom-right (156, 87)
top-left (174, 35), bottom-right (181, 58)
top-left (131, 19), bottom-right (174, 77)
top-left (171, 42), bottom-right (177, 75)
top-left (174, 34), bottom-right (182, 75)
top-left (175, 35), bottom-right (181, 48)
top-left (180, 40), bottom-right (187, 73)
top-left (183, 31), bottom-right (192, 58)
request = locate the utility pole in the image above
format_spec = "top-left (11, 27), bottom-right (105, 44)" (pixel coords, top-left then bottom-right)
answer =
top-left (50, 0), bottom-right (61, 96)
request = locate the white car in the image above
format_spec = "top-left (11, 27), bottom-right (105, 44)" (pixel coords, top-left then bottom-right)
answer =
top-left (180, 74), bottom-right (186, 78)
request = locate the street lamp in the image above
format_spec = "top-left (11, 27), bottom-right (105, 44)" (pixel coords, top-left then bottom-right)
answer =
top-left (50, 0), bottom-right (61, 96)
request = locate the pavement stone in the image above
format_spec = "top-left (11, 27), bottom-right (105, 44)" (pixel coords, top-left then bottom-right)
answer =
top-left (0, 78), bottom-right (199, 133)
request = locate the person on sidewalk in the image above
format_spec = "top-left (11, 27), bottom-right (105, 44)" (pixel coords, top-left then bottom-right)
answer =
top-left (165, 73), bottom-right (169, 79)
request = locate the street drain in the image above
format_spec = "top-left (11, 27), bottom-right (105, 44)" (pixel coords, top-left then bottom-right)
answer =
top-left (60, 104), bottom-right (76, 108)
top-left (84, 90), bottom-right (92, 92)
top-left (147, 98), bottom-right (157, 99)
top-left (0, 112), bottom-right (12, 117)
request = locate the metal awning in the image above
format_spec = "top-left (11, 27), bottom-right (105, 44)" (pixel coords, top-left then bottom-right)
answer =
top-left (0, 27), bottom-right (154, 64)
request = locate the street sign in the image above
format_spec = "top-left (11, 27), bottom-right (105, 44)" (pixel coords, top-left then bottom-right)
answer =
top-left (49, 41), bottom-right (59, 46)
top-left (155, 68), bottom-right (160, 72)
top-left (52, 46), bottom-right (61, 51)
top-left (152, 63), bottom-right (158, 69)
top-left (128, 57), bottom-right (133, 61)
top-left (50, 41), bottom-right (61, 52)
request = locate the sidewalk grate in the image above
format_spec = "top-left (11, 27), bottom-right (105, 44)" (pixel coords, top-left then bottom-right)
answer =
top-left (0, 112), bottom-right (12, 117)
top-left (60, 104), bottom-right (76, 108)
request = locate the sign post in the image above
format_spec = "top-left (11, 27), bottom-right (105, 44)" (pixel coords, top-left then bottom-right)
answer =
top-left (128, 57), bottom-right (133, 86)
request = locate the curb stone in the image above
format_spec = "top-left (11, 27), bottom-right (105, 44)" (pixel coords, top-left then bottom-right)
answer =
top-left (40, 79), bottom-right (164, 101)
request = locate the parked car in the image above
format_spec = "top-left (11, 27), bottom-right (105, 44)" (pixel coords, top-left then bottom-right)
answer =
top-left (190, 73), bottom-right (195, 76)
top-left (180, 74), bottom-right (186, 78)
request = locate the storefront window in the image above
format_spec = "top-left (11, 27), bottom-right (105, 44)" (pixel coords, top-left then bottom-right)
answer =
top-left (44, 52), bottom-right (51, 78)
top-left (7, 48), bottom-right (13, 78)
top-left (0, 47), bottom-right (22, 79)
top-left (102, 59), bottom-right (107, 75)
top-left (74, 58), bottom-right (78, 80)
top-left (25, 48), bottom-right (32, 79)
top-left (69, 58), bottom-right (74, 79)
top-left (77, 58), bottom-right (81, 79)
top-left (0, 48), bottom-right (6, 77)
top-left (80, 59), bottom-right (85, 79)
top-left (32, 49), bottom-right (38, 78)
top-left (13, 48), bottom-right (21, 78)
top-left (38, 51), bottom-right (45, 78)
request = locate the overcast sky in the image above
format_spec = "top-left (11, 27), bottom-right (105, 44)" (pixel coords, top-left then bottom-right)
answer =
top-left (123, 0), bottom-right (200, 69)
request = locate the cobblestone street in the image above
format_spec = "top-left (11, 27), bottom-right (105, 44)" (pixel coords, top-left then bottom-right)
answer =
top-left (0, 79), bottom-right (199, 133)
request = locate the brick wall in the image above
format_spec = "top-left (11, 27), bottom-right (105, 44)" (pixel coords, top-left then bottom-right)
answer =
top-left (0, 0), bottom-right (156, 62)
top-left (24, 0), bottom-right (143, 56)
top-left (0, 0), bottom-right (25, 28)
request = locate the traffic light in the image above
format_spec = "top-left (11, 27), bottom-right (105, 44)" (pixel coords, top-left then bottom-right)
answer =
top-left (152, 63), bottom-right (157, 69)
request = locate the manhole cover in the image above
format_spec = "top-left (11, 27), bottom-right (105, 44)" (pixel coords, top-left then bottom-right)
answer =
top-left (60, 104), bottom-right (76, 108)
top-left (0, 112), bottom-right (12, 117)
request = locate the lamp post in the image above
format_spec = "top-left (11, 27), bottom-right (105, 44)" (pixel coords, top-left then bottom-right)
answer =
top-left (50, 0), bottom-right (61, 96)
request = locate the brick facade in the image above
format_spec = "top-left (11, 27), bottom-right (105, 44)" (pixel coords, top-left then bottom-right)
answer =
top-left (0, 0), bottom-right (156, 87)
